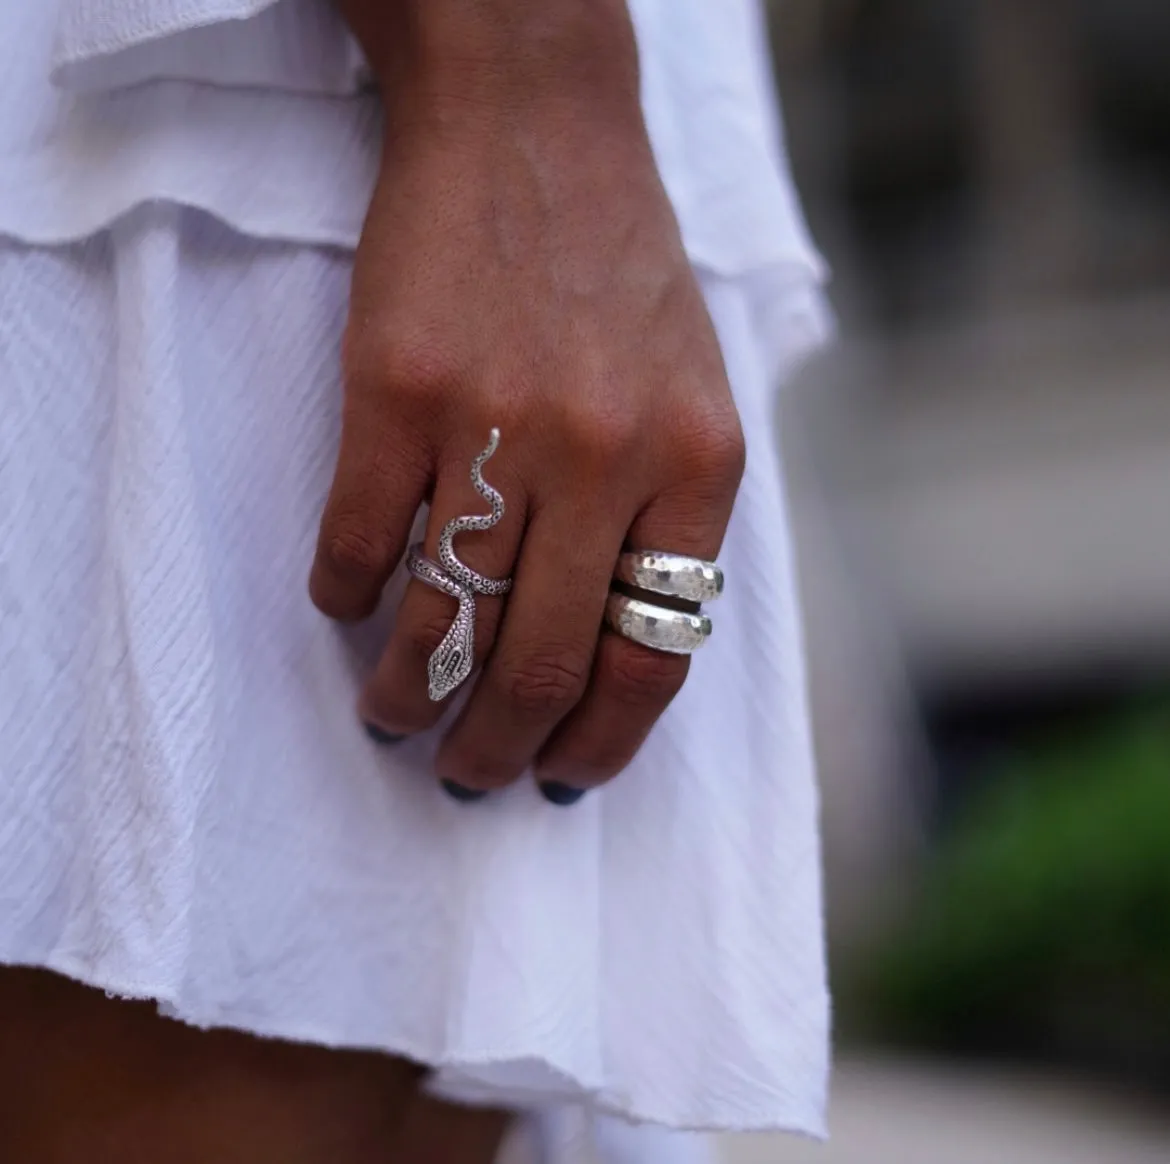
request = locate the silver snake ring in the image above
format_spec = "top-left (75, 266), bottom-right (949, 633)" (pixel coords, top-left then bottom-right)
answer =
top-left (406, 428), bottom-right (513, 702)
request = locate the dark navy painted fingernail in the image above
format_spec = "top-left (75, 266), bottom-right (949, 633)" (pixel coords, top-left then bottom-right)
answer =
top-left (442, 780), bottom-right (488, 803)
top-left (539, 782), bottom-right (587, 807)
top-left (365, 723), bottom-right (407, 745)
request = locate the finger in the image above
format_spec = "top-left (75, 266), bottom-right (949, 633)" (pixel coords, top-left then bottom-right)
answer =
top-left (393, 1090), bottom-right (513, 1164)
top-left (310, 396), bottom-right (433, 622)
top-left (361, 437), bottom-right (526, 741)
top-left (434, 506), bottom-right (628, 794)
top-left (533, 472), bottom-right (737, 801)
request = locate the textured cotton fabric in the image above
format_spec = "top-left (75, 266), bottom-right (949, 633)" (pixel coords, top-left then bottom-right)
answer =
top-left (0, 0), bottom-right (831, 1146)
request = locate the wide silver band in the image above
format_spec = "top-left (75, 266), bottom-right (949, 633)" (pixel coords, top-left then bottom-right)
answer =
top-left (613, 550), bottom-right (724, 604)
top-left (604, 593), bottom-right (713, 656)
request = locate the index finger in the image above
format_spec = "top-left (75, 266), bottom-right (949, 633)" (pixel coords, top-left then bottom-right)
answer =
top-left (309, 400), bottom-right (433, 622)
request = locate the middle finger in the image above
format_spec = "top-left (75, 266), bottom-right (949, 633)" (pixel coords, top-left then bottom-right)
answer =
top-left (435, 502), bottom-right (629, 793)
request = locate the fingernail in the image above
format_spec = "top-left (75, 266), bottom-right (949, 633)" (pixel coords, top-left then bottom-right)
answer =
top-left (442, 780), bottom-right (488, 803)
top-left (365, 723), bottom-right (407, 745)
top-left (539, 782), bottom-right (587, 807)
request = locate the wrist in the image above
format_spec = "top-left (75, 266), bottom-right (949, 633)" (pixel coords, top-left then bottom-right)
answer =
top-left (338, 0), bottom-right (641, 115)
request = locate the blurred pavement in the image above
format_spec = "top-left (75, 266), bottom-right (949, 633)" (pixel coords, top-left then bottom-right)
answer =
top-left (721, 1056), bottom-right (1170, 1164)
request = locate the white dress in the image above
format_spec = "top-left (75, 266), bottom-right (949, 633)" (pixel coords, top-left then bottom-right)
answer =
top-left (0, 0), bottom-right (831, 1151)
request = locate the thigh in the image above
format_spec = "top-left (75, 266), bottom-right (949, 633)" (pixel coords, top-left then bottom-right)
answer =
top-left (0, 967), bottom-right (510, 1164)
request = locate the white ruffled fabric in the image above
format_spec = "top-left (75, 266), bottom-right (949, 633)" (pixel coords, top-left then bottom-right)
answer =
top-left (0, 0), bottom-right (831, 1149)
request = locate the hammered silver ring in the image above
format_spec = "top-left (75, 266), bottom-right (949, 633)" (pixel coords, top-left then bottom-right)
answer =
top-left (613, 550), bottom-right (724, 604)
top-left (604, 593), bottom-right (713, 656)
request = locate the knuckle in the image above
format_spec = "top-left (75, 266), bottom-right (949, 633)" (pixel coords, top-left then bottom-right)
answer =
top-left (404, 613), bottom-right (456, 663)
top-left (499, 647), bottom-right (591, 717)
top-left (392, 344), bottom-right (464, 406)
top-left (561, 398), bottom-right (641, 466)
top-left (603, 641), bottom-right (688, 709)
top-left (678, 408), bottom-right (747, 492)
top-left (346, 327), bottom-right (467, 412)
top-left (704, 428), bottom-right (748, 488)
top-left (402, 604), bottom-right (499, 666)
top-left (472, 613), bottom-right (499, 660)
top-left (319, 517), bottom-right (390, 582)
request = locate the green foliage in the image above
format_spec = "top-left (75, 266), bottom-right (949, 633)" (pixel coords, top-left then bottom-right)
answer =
top-left (868, 701), bottom-right (1170, 1069)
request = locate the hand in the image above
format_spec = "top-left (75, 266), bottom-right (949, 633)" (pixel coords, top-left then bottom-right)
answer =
top-left (311, 0), bottom-right (745, 799)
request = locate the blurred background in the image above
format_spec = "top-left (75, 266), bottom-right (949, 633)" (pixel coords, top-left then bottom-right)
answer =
top-left (744, 0), bottom-right (1170, 1159)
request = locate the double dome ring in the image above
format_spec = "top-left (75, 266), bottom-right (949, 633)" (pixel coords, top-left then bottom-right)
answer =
top-left (604, 550), bottom-right (724, 656)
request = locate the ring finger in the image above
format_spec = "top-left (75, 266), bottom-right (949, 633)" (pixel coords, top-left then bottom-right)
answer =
top-left (532, 483), bottom-right (733, 799)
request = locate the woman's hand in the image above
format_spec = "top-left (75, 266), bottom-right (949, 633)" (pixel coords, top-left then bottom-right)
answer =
top-left (312, 0), bottom-right (745, 798)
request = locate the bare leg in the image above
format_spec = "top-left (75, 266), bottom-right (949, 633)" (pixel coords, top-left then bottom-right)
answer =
top-left (0, 967), bottom-right (510, 1164)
